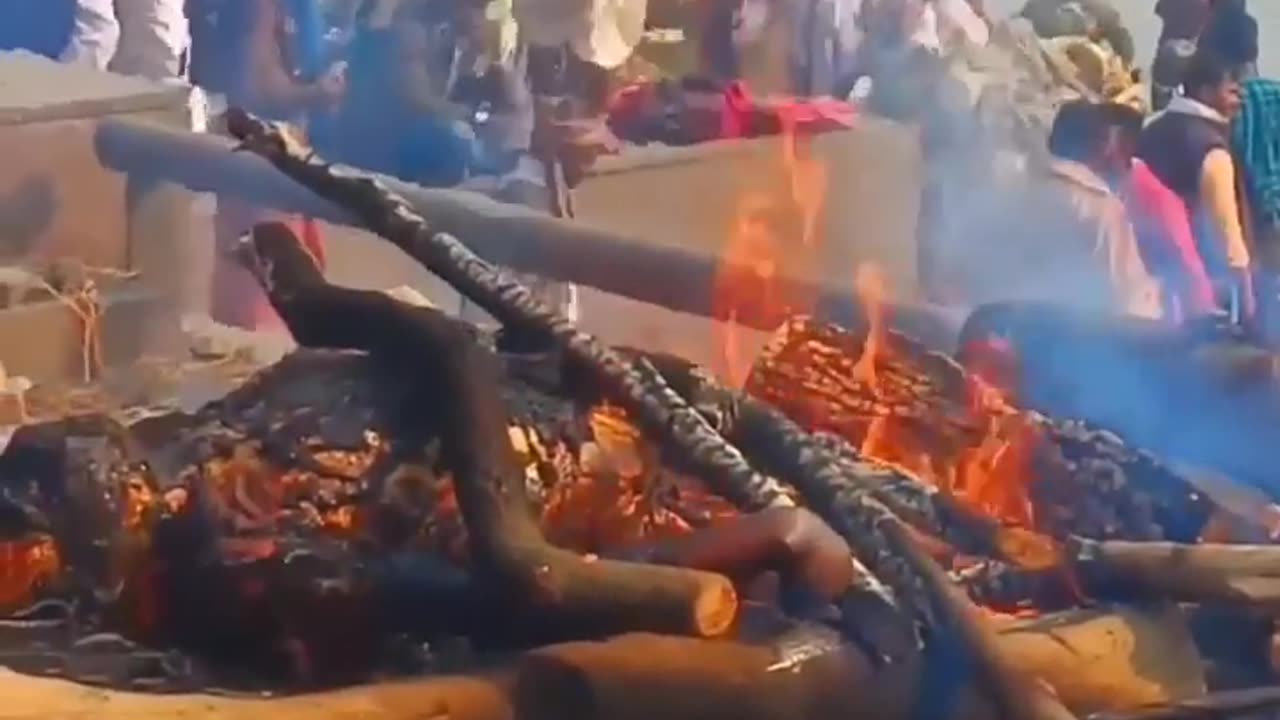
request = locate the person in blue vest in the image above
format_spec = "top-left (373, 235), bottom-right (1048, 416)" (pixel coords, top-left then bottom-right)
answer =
top-left (1138, 51), bottom-right (1252, 322)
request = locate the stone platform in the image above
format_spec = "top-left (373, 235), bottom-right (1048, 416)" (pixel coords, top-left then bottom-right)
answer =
top-left (0, 51), bottom-right (193, 383)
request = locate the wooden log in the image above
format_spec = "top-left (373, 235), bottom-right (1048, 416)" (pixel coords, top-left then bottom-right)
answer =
top-left (225, 116), bottom-right (796, 518)
top-left (511, 631), bottom-right (897, 720)
top-left (0, 667), bottom-right (516, 720)
top-left (230, 224), bottom-right (738, 640)
top-left (90, 118), bottom-right (965, 346)
top-left (89, 118), bottom-right (844, 330)
top-left (745, 315), bottom-right (1217, 544)
top-left (0, 609), bottom-right (1203, 720)
top-left (628, 352), bottom-right (1076, 720)
top-left (990, 605), bottom-right (1205, 715)
top-left (1073, 538), bottom-right (1280, 609)
top-left (1088, 686), bottom-right (1280, 720)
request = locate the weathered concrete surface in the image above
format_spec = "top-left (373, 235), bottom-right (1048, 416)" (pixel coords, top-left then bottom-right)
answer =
top-left (0, 52), bottom-right (191, 380)
top-left (576, 115), bottom-right (924, 297)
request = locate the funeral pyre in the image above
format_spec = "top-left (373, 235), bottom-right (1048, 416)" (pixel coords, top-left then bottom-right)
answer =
top-left (1, 112), bottom-right (1279, 720)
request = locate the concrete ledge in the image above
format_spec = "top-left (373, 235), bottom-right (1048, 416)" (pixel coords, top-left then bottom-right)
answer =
top-left (0, 286), bottom-right (176, 384)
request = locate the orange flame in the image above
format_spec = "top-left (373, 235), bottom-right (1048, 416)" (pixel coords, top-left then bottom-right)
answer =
top-left (713, 118), bottom-right (828, 387)
top-left (851, 263), bottom-right (887, 391)
top-left (0, 536), bottom-right (60, 612)
top-left (746, 316), bottom-right (1063, 572)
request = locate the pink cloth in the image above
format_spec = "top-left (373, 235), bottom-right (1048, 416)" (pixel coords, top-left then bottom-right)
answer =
top-left (1120, 160), bottom-right (1217, 317)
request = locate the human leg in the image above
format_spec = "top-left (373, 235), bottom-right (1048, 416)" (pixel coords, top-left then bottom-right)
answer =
top-left (60, 0), bottom-right (121, 70)
top-left (111, 0), bottom-right (190, 80)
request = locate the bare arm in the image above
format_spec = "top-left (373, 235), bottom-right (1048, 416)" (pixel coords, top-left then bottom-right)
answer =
top-left (1201, 148), bottom-right (1256, 318)
top-left (1201, 148), bottom-right (1251, 270)
top-left (242, 0), bottom-right (333, 112)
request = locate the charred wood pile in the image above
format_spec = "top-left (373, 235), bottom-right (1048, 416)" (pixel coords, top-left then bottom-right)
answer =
top-left (1, 111), bottom-right (1280, 720)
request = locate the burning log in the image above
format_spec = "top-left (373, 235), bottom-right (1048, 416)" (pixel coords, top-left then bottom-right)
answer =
top-left (217, 117), bottom-right (1075, 716)
top-left (222, 109), bottom-right (794, 518)
top-left (0, 612), bottom-right (1208, 720)
top-left (225, 224), bottom-right (739, 642)
top-left (957, 301), bottom-right (1280, 502)
top-left (744, 315), bottom-right (1217, 545)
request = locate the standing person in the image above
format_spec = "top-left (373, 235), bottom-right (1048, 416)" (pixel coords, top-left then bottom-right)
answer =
top-left (203, 0), bottom-right (345, 331)
top-left (1034, 101), bottom-right (1163, 319)
top-left (336, 0), bottom-right (491, 188)
top-left (1138, 52), bottom-right (1253, 321)
top-left (1156, 0), bottom-right (1211, 45)
top-left (1151, 0), bottom-right (1210, 110)
top-left (61, 0), bottom-right (190, 80)
top-left (1019, 0), bottom-right (1135, 65)
top-left (1200, 0), bottom-right (1258, 78)
top-left (1233, 77), bottom-right (1280, 342)
top-left (1094, 102), bottom-right (1217, 319)
top-left (940, 100), bottom-right (1164, 319)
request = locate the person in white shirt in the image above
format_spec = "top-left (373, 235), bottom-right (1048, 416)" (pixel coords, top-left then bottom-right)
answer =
top-left (61, 0), bottom-right (190, 81)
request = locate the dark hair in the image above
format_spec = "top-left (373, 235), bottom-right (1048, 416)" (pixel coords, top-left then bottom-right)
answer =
top-left (1048, 100), bottom-right (1101, 162)
top-left (1181, 51), bottom-right (1235, 96)
top-left (1095, 102), bottom-right (1145, 143)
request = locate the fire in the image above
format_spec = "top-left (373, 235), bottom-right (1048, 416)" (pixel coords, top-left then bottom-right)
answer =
top-left (712, 115), bottom-right (827, 387)
top-left (851, 264), bottom-right (887, 390)
top-left (0, 535), bottom-right (60, 612)
top-left (844, 269), bottom-right (1049, 556)
top-left (540, 404), bottom-right (736, 552)
top-left (952, 378), bottom-right (1042, 531)
top-left (708, 116), bottom-right (1058, 563)
top-left (747, 315), bottom-right (1063, 572)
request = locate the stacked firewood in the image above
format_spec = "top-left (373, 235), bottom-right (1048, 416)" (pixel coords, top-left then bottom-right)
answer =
top-left (2, 110), bottom-right (1280, 720)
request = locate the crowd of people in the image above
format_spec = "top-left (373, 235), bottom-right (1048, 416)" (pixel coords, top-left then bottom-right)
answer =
top-left (2, 0), bottom-right (1279, 346)
top-left (1031, 1), bottom-right (1279, 339)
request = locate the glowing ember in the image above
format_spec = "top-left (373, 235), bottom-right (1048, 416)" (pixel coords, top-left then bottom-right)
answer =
top-left (541, 405), bottom-right (735, 552)
top-left (0, 535), bottom-right (60, 612)
top-left (747, 317), bottom-right (1063, 569)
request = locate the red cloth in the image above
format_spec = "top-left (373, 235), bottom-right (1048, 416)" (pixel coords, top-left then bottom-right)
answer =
top-left (607, 79), bottom-right (856, 145)
top-left (720, 81), bottom-right (858, 138)
top-left (1119, 160), bottom-right (1217, 318)
top-left (212, 199), bottom-right (326, 331)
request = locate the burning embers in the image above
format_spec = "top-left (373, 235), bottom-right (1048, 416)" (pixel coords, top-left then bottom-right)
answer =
top-left (7, 111), bottom-right (1280, 720)
top-left (745, 314), bottom-right (1213, 554)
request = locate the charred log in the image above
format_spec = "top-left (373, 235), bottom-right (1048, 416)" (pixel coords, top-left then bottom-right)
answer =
top-left (223, 109), bottom-right (793, 516)
top-left (223, 224), bottom-right (739, 643)
top-left (628, 351), bottom-right (1075, 720)
top-left (746, 316), bottom-right (1216, 544)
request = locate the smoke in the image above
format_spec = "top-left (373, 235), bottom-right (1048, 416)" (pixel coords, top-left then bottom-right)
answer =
top-left (960, 299), bottom-right (1280, 501)
top-left (882, 22), bottom-right (1280, 502)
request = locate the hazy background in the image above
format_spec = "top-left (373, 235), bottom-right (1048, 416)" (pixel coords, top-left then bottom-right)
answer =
top-left (985, 0), bottom-right (1277, 77)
